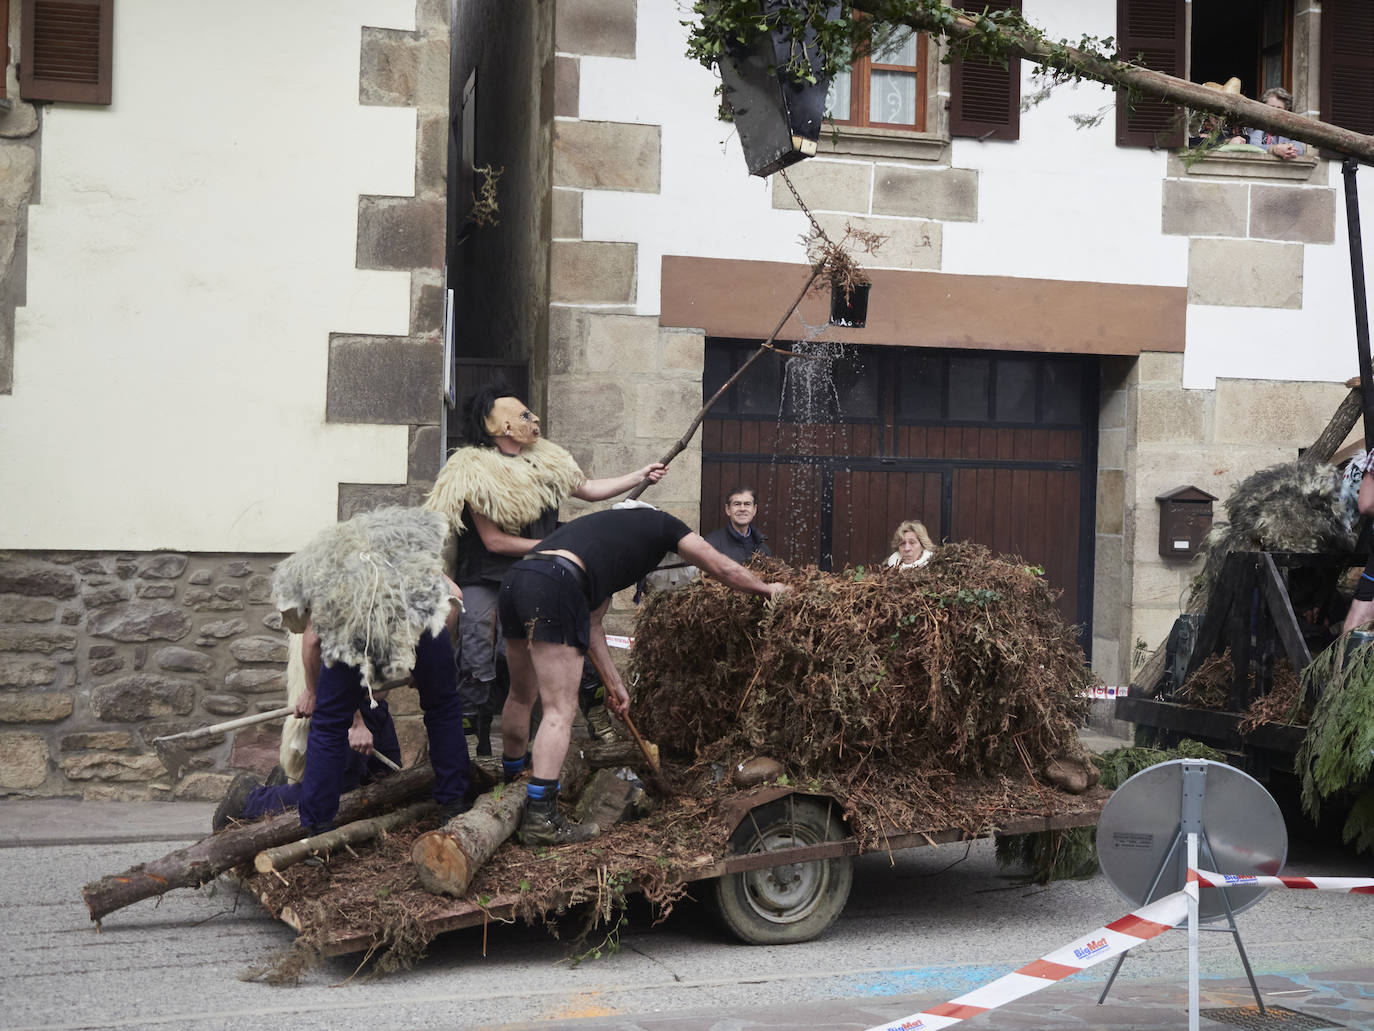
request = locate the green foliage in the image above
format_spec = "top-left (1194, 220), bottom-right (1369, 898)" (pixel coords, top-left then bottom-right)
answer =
top-left (1091, 739), bottom-right (1225, 791)
top-left (995, 827), bottom-right (1098, 883)
top-left (1341, 790), bottom-right (1374, 853)
top-left (1297, 637), bottom-right (1374, 834)
top-left (925, 587), bottom-right (1003, 609)
top-left (685, 2), bottom-right (1127, 88)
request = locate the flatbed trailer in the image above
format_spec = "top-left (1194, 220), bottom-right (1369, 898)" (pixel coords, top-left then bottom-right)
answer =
top-left (239, 782), bottom-right (1108, 958)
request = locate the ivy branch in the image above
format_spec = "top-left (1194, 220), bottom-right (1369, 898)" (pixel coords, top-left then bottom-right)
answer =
top-left (683, 1), bottom-right (1374, 162)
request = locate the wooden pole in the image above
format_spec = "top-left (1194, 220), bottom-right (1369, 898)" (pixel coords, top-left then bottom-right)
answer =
top-left (626, 265), bottom-right (823, 501)
top-left (253, 800), bottom-right (435, 874)
top-left (852, 1), bottom-right (1374, 163)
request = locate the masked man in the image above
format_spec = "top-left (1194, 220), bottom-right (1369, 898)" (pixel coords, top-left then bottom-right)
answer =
top-left (423, 386), bottom-right (666, 754)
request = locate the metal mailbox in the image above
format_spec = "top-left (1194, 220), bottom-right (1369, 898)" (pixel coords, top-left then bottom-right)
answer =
top-left (1156, 485), bottom-right (1217, 559)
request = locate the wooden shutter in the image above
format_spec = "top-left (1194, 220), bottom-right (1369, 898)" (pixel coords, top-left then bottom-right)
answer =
top-left (19, 0), bottom-right (112, 105)
top-left (1320, 0), bottom-right (1374, 137)
top-left (1115, 0), bottom-right (1185, 148)
top-left (949, 0), bottom-right (1022, 140)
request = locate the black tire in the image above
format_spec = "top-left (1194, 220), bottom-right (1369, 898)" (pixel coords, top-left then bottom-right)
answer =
top-left (712, 796), bottom-right (852, 945)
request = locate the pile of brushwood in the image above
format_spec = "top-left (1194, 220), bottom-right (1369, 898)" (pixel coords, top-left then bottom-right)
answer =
top-left (631, 542), bottom-right (1097, 848)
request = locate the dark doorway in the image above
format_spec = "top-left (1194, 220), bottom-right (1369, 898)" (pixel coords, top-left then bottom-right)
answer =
top-left (699, 341), bottom-right (1099, 643)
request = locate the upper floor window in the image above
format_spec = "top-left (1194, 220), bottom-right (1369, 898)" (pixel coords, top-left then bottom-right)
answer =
top-left (1118, 0), bottom-right (1373, 148)
top-left (826, 29), bottom-right (928, 131)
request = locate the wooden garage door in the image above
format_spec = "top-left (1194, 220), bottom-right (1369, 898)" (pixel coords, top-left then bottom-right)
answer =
top-left (700, 341), bottom-right (1097, 639)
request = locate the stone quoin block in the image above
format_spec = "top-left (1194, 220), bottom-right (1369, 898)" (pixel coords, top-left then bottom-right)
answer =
top-left (555, 0), bottom-right (637, 58)
top-left (872, 166), bottom-right (978, 222)
top-left (1160, 178), bottom-right (1248, 238)
top-left (555, 56), bottom-right (579, 118)
top-left (770, 160), bottom-right (873, 215)
top-left (550, 241), bottom-right (636, 304)
top-left (1213, 380), bottom-right (1348, 446)
top-left (814, 213), bottom-right (941, 271)
top-left (584, 313), bottom-right (659, 375)
top-left (1187, 238), bottom-right (1303, 308)
top-left (554, 121), bottom-right (661, 193)
top-left (552, 189), bottom-right (583, 239)
top-left (1249, 184), bottom-right (1337, 244)
top-left (356, 196), bottom-right (446, 271)
top-left (327, 335), bottom-right (442, 425)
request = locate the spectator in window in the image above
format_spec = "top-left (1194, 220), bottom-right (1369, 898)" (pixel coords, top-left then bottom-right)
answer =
top-left (1244, 87), bottom-right (1304, 160)
top-left (886, 520), bottom-right (935, 570)
top-left (1188, 77), bottom-right (1246, 148)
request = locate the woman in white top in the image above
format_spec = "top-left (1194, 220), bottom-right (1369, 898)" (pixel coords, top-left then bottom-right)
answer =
top-left (885, 520), bottom-right (935, 570)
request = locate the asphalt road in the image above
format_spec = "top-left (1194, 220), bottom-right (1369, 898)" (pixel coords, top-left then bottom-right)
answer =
top-left (2, 816), bottom-right (1371, 1031)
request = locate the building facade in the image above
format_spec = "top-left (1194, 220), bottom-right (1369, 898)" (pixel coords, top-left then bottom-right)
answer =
top-left (1, 0), bottom-right (1370, 797)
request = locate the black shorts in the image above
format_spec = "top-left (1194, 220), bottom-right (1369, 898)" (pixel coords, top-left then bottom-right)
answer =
top-left (498, 558), bottom-right (591, 650)
top-left (1355, 557), bottom-right (1374, 602)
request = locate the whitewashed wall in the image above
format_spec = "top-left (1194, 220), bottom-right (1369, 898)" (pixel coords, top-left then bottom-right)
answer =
top-left (574, 0), bottom-right (1373, 391)
top-left (0, 0), bottom-right (417, 552)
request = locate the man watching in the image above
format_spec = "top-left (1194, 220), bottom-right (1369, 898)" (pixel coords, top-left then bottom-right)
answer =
top-left (705, 485), bottom-right (772, 564)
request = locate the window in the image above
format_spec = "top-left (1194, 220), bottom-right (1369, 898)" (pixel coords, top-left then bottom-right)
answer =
top-left (1118, 0), bottom-right (1305, 149)
top-left (19, 0), bottom-right (112, 105)
top-left (1189, 0), bottom-right (1290, 103)
top-left (826, 28), bottom-right (928, 131)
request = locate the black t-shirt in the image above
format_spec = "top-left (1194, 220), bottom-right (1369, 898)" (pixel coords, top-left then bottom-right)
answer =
top-left (456, 503), bottom-right (560, 586)
top-left (535, 508), bottom-right (692, 607)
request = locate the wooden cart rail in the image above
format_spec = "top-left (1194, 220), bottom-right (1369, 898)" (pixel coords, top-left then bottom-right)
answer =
top-left (256, 797), bottom-right (1106, 957)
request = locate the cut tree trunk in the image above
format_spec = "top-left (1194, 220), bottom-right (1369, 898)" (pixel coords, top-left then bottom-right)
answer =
top-left (411, 783), bottom-right (527, 897)
top-left (81, 764), bottom-right (435, 923)
top-left (253, 800), bottom-right (437, 874)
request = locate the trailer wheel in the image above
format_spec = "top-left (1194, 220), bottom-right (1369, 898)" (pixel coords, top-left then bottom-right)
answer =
top-left (712, 796), bottom-right (852, 945)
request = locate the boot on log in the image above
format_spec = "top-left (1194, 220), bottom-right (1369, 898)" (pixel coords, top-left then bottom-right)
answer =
top-left (411, 783), bottom-right (527, 897)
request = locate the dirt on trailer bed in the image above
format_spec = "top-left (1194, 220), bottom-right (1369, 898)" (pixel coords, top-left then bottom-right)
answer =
top-left (236, 766), bottom-right (1105, 975)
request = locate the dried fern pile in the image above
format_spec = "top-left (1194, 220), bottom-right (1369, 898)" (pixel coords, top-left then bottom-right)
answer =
top-left (631, 543), bottom-right (1095, 828)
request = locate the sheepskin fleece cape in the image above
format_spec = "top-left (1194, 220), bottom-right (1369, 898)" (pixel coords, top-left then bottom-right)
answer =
top-left (423, 437), bottom-right (585, 535)
top-left (271, 507), bottom-right (450, 691)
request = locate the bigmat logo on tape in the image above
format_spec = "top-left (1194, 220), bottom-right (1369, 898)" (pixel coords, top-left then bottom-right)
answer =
top-left (888, 1020), bottom-right (925, 1030)
top-left (1073, 937), bottom-right (1109, 960)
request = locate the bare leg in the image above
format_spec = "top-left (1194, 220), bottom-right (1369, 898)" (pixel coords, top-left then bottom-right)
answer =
top-left (500, 638), bottom-right (539, 759)
top-left (527, 639), bottom-right (583, 781)
top-left (1344, 598), bottom-right (1374, 633)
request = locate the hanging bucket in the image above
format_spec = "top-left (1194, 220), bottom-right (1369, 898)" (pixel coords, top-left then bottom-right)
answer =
top-left (829, 281), bottom-right (870, 328)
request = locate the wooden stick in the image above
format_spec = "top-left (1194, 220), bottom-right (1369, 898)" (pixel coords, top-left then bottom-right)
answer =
top-left (626, 265), bottom-right (822, 501)
top-left (253, 800), bottom-right (436, 874)
top-left (584, 649), bottom-right (669, 796)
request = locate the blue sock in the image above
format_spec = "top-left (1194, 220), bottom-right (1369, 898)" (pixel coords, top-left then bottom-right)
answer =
top-left (502, 753), bottom-right (526, 783)
top-left (527, 776), bottom-right (558, 801)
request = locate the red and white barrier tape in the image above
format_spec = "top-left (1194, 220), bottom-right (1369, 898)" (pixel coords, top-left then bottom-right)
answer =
top-left (864, 885), bottom-right (1195, 1031)
top-left (866, 867), bottom-right (1374, 1031)
top-left (1192, 869), bottom-right (1374, 895)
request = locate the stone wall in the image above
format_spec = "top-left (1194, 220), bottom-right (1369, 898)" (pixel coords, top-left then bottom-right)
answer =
top-left (548, 1), bottom-right (704, 636)
top-left (1123, 354), bottom-right (1354, 665)
top-left (0, 551), bottom-right (290, 799)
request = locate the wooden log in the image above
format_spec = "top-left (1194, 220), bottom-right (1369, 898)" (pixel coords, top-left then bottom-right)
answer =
top-left (411, 783), bottom-right (527, 897)
top-left (81, 764), bottom-right (435, 923)
top-left (253, 799), bottom-right (436, 874)
top-left (1305, 386), bottom-right (1363, 465)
